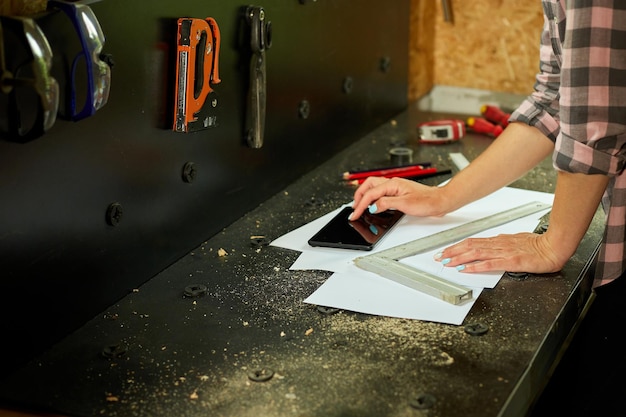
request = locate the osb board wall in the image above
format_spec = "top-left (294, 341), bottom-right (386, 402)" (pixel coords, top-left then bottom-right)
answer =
top-left (408, 0), bottom-right (437, 104)
top-left (0, 0), bottom-right (46, 15)
top-left (409, 0), bottom-right (544, 102)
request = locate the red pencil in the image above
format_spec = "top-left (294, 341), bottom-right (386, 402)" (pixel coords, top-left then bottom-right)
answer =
top-left (342, 163), bottom-right (428, 181)
top-left (347, 167), bottom-right (439, 185)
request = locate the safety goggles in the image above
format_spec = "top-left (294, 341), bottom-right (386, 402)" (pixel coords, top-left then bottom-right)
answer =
top-left (48, 0), bottom-right (111, 120)
top-left (0, 16), bottom-right (59, 139)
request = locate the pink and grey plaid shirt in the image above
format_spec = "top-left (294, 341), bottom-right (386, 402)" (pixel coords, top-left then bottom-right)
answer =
top-left (510, 0), bottom-right (626, 287)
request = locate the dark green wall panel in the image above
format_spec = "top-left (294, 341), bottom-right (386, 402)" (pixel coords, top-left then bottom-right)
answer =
top-left (0, 0), bottom-right (408, 374)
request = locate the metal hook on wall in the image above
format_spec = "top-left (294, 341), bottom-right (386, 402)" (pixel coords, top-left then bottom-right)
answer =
top-left (441, 0), bottom-right (454, 23)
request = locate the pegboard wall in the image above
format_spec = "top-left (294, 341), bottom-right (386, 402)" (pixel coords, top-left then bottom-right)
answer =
top-left (0, 0), bottom-right (409, 375)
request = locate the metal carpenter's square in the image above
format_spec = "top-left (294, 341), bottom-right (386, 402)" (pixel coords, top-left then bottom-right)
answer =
top-left (354, 201), bottom-right (552, 305)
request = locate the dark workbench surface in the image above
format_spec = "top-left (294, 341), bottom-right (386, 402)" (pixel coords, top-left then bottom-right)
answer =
top-left (0, 104), bottom-right (603, 417)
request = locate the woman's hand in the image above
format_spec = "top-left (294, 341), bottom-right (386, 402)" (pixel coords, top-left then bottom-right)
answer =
top-left (349, 176), bottom-right (451, 220)
top-left (434, 232), bottom-right (565, 274)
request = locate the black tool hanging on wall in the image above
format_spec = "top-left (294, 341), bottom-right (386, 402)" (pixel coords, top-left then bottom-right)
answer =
top-left (0, 16), bottom-right (59, 142)
top-left (243, 5), bottom-right (271, 149)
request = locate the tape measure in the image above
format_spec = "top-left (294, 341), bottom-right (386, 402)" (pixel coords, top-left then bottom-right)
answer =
top-left (418, 119), bottom-right (465, 144)
top-left (354, 201), bottom-right (552, 305)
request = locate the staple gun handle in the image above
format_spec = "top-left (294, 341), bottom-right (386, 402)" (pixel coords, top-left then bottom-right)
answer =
top-left (206, 17), bottom-right (221, 84)
top-left (189, 19), bottom-right (216, 110)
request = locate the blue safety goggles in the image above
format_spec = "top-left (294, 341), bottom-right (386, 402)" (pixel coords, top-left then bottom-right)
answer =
top-left (48, 0), bottom-right (111, 121)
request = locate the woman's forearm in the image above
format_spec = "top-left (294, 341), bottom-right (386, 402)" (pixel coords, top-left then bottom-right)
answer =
top-left (439, 122), bottom-right (555, 213)
top-left (545, 170), bottom-right (608, 265)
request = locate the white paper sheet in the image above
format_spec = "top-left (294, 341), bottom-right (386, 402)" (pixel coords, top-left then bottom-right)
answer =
top-left (303, 269), bottom-right (483, 325)
top-left (270, 186), bottom-right (554, 325)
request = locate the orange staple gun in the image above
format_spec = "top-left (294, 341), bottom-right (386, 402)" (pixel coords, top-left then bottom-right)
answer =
top-left (173, 17), bottom-right (221, 133)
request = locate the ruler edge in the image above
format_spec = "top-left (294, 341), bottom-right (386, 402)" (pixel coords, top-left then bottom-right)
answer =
top-left (372, 201), bottom-right (552, 261)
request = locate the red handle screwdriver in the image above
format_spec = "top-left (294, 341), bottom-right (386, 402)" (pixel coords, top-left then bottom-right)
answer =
top-left (467, 117), bottom-right (503, 137)
top-left (480, 104), bottom-right (510, 128)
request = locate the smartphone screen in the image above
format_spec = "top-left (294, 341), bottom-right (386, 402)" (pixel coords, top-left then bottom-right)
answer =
top-left (308, 207), bottom-right (404, 251)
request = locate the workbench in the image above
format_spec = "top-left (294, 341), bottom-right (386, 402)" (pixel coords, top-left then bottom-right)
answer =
top-left (0, 104), bottom-right (603, 417)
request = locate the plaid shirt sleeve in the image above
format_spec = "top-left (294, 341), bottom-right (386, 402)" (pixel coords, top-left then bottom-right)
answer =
top-left (509, 1), bottom-right (563, 141)
top-left (511, 0), bottom-right (626, 286)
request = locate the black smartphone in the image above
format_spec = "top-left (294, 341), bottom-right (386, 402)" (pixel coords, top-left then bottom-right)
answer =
top-left (308, 206), bottom-right (405, 251)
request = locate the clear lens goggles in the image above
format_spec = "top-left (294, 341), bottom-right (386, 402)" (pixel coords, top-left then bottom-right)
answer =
top-left (0, 16), bottom-right (60, 137)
